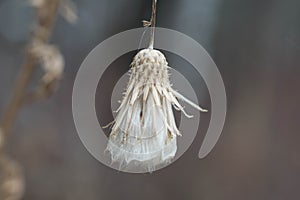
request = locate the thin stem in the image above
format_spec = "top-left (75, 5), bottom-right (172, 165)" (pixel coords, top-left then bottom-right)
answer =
top-left (0, 0), bottom-right (60, 141)
top-left (148, 0), bottom-right (157, 49)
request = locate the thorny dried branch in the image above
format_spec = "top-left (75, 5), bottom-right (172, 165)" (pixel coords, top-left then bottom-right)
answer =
top-left (0, 0), bottom-right (77, 144)
top-left (0, 1), bottom-right (77, 199)
top-left (0, 0), bottom-right (60, 142)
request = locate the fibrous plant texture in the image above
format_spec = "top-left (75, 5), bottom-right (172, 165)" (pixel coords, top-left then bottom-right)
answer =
top-left (106, 48), bottom-right (207, 171)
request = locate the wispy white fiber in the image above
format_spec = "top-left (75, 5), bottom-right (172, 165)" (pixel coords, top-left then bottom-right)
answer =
top-left (106, 49), bottom-right (207, 172)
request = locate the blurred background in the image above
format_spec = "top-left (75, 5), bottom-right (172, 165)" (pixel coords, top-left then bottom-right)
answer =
top-left (0, 0), bottom-right (300, 199)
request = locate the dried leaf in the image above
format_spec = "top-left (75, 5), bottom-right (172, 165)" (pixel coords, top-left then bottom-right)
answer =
top-left (30, 40), bottom-right (65, 84)
top-left (142, 20), bottom-right (151, 27)
top-left (59, 0), bottom-right (78, 24)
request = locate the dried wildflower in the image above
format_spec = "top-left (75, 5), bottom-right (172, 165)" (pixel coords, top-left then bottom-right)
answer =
top-left (30, 39), bottom-right (65, 84)
top-left (106, 49), bottom-right (207, 171)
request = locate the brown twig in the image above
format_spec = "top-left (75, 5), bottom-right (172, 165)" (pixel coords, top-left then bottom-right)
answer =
top-left (0, 0), bottom-right (60, 143)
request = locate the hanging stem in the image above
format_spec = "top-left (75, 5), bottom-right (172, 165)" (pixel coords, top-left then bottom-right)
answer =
top-left (148, 0), bottom-right (157, 49)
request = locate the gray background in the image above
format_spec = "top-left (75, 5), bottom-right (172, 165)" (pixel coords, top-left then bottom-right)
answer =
top-left (0, 0), bottom-right (300, 199)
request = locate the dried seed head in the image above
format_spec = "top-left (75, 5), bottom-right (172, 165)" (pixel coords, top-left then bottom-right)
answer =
top-left (30, 39), bottom-right (65, 84)
top-left (130, 49), bottom-right (169, 87)
top-left (106, 48), bottom-right (207, 172)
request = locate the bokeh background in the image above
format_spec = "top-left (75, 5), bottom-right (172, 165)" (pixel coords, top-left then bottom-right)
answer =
top-left (0, 0), bottom-right (300, 199)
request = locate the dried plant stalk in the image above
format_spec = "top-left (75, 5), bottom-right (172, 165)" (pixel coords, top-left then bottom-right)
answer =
top-left (0, 0), bottom-right (60, 140)
top-left (0, 1), bottom-right (76, 199)
top-left (0, 0), bottom-right (77, 142)
top-left (0, 1), bottom-right (60, 199)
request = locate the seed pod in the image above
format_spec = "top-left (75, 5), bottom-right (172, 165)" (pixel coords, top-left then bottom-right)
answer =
top-left (106, 48), bottom-right (207, 172)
